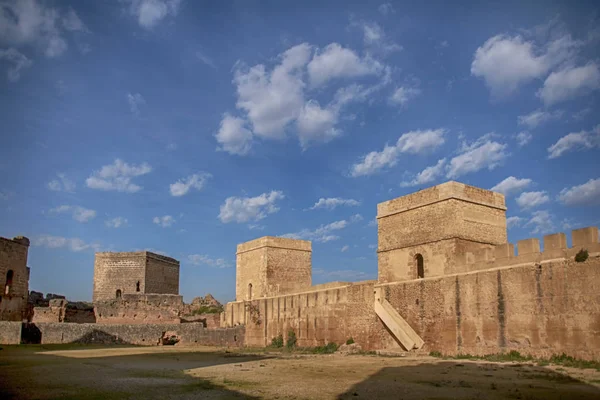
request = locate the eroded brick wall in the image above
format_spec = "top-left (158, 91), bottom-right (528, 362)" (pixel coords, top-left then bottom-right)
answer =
top-left (0, 237), bottom-right (29, 321)
top-left (378, 257), bottom-right (600, 360)
top-left (94, 294), bottom-right (183, 324)
top-left (0, 321), bottom-right (22, 344)
top-left (23, 322), bottom-right (244, 347)
top-left (144, 253), bottom-right (179, 295)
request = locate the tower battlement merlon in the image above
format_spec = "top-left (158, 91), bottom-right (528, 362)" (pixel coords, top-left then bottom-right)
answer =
top-left (376, 181), bottom-right (506, 219)
top-left (236, 236), bottom-right (311, 255)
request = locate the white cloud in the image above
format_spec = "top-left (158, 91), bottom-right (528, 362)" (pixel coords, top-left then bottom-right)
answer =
top-left (547, 125), bottom-right (600, 159)
top-left (573, 108), bottom-right (591, 121)
top-left (0, 48), bottom-right (33, 82)
top-left (219, 191), bottom-right (284, 223)
top-left (558, 178), bottom-right (600, 206)
top-left (0, 0), bottom-right (73, 58)
top-left (196, 50), bottom-right (216, 69)
top-left (307, 43), bottom-right (383, 88)
top-left (188, 254), bottom-right (231, 268)
top-left (349, 214), bottom-right (363, 222)
top-left (490, 176), bottom-right (532, 197)
top-left (86, 159), bottom-right (152, 193)
top-left (105, 217), bottom-right (128, 228)
top-left (350, 129), bottom-right (446, 177)
top-left (33, 235), bottom-right (100, 252)
top-left (310, 197), bottom-right (360, 210)
top-left (515, 131), bottom-right (533, 147)
top-left (50, 205), bottom-right (96, 222)
top-left (169, 172), bottom-right (212, 197)
top-left (234, 43), bottom-right (311, 139)
top-left (537, 62), bottom-right (600, 105)
top-left (446, 135), bottom-right (508, 178)
top-left (341, 245), bottom-right (349, 252)
top-left (153, 215), bottom-right (174, 227)
top-left (515, 191), bottom-right (550, 209)
top-left (282, 220), bottom-right (348, 243)
top-left (124, 0), bottom-right (181, 29)
top-left (524, 210), bottom-right (556, 234)
top-left (127, 92), bottom-right (145, 116)
top-left (351, 20), bottom-right (402, 55)
top-left (470, 32), bottom-right (578, 98)
top-left (296, 100), bottom-right (340, 149)
top-left (517, 109), bottom-right (563, 128)
top-left (215, 113), bottom-right (253, 156)
top-left (47, 173), bottom-right (75, 192)
top-left (378, 3), bottom-right (395, 15)
top-left (389, 86), bottom-right (421, 107)
top-left (62, 8), bottom-right (88, 32)
top-left (313, 267), bottom-right (372, 281)
top-left (507, 216), bottom-right (524, 229)
top-left (400, 158), bottom-right (446, 187)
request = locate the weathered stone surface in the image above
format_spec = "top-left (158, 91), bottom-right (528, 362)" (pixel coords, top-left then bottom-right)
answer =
top-left (93, 251), bottom-right (180, 302)
top-left (0, 236), bottom-right (30, 321)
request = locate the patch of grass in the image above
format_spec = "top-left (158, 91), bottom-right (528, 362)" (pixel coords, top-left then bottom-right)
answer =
top-left (428, 350), bottom-right (600, 371)
top-left (310, 342), bottom-right (339, 354)
top-left (222, 378), bottom-right (260, 389)
top-left (180, 379), bottom-right (217, 392)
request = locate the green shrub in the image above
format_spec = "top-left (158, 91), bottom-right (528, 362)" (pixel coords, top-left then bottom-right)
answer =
top-left (429, 351), bottom-right (443, 358)
top-left (346, 337), bottom-right (355, 345)
top-left (286, 330), bottom-right (297, 349)
top-left (575, 249), bottom-right (589, 263)
top-left (271, 334), bottom-right (283, 348)
top-left (191, 305), bottom-right (223, 315)
top-left (312, 342), bottom-right (339, 354)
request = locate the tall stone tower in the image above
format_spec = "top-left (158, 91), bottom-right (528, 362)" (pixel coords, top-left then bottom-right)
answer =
top-left (235, 236), bottom-right (312, 301)
top-left (377, 181), bottom-right (507, 283)
top-left (0, 236), bottom-right (30, 321)
top-left (93, 251), bottom-right (180, 302)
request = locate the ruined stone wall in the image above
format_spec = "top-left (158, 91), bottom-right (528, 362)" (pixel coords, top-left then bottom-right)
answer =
top-left (94, 294), bottom-right (183, 324)
top-left (378, 256), bottom-right (600, 360)
top-left (223, 281), bottom-right (386, 349)
top-left (236, 237), bottom-right (311, 301)
top-left (144, 253), bottom-right (180, 295)
top-left (93, 252), bottom-right (146, 302)
top-left (0, 321), bottom-right (22, 344)
top-left (22, 322), bottom-right (244, 347)
top-left (0, 236), bottom-right (30, 321)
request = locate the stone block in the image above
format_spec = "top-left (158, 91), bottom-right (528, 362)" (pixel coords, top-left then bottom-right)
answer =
top-left (572, 227), bottom-right (599, 248)
top-left (544, 233), bottom-right (567, 250)
top-left (495, 243), bottom-right (515, 259)
top-left (517, 238), bottom-right (540, 255)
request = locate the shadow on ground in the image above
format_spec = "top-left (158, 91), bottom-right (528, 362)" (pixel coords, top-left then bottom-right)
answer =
top-left (0, 345), bottom-right (267, 400)
top-left (337, 359), bottom-right (600, 400)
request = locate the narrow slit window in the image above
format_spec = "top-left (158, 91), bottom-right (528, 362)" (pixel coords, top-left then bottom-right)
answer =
top-left (415, 254), bottom-right (424, 279)
top-left (4, 270), bottom-right (14, 295)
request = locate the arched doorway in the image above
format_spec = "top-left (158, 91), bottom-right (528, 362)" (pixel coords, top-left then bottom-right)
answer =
top-left (136, 281), bottom-right (140, 292)
top-left (116, 289), bottom-right (122, 298)
top-left (248, 283), bottom-right (253, 300)
top-left (415, 254), bottom-right (424, 279)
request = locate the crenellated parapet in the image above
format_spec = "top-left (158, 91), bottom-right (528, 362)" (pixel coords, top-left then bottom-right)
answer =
top-left (464, 226), bottom-right (599, 269)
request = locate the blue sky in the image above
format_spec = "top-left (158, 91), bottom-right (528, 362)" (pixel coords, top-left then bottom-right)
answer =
top-left (1, 0), bottom-right (599, 303)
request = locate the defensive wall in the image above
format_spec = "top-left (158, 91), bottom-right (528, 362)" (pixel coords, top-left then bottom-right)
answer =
top-left (1, 321), bottom-right (244, 347)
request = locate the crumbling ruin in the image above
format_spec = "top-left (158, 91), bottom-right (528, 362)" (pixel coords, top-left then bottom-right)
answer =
top-left (1, 180), bottom-right (599, 361)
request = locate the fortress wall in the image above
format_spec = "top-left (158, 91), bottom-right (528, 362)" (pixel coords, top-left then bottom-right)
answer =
top-left (377, 256), bottom-right (600, 360)
top-left (222, 281), bottom-right (386, 349)
top-left (93, 294), bottom-right (184, 324)
top-left (19, 322), bottom-right (244, 347)
top-left (0, 321), bottom-right (22, 344)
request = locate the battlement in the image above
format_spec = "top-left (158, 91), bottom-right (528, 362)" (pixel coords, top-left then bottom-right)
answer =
top-left (236, 236), bottom-right (311, 254)
top-left (466, 226), bottom-right (599, 267)
top-left (377, 181), bottom-right (506, 219)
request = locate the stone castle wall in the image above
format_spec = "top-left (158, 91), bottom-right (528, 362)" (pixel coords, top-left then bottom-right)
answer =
top-left (94, 293), bottom-right (183, 324)
top-left (144, 253), bottom-right (180, 295)
top-left (0, 236), bottom-right (30, 321)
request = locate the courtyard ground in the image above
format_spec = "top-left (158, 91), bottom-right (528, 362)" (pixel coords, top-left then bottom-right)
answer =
top-left (1, 345), bottom-right (600, 399)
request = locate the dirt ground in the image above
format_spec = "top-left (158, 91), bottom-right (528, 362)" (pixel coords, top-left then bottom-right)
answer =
top-left (1, 345), bottom-right (600, 400)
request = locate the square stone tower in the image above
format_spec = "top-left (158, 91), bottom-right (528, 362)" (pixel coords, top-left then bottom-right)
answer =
top-left (93, 251), bottom-right (180, 302)
top-left (236, 236), bottom-right (312, 301)
top-left (0, 236), bottom-right (30, 321)
top-left (377, 181), bottom-right (507, 283)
